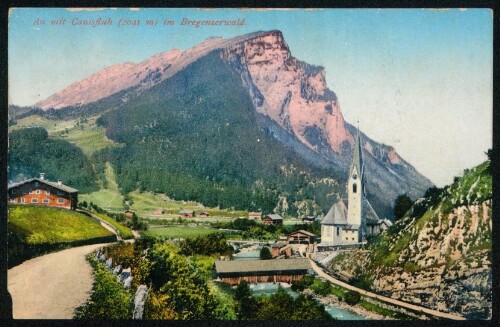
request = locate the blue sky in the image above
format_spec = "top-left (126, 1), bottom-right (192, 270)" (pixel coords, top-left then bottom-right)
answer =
top-left (8, 8), bottom-right (492, 187)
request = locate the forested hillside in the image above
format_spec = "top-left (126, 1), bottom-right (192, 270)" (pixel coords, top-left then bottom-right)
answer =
top-left (8, 127), bottom-right (99, 193)
top-left (94, 52), bottom-right (342, 215)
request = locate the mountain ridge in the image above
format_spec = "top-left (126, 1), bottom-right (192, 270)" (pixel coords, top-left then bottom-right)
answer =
top-left (14, 30), bottom-right (433, 218)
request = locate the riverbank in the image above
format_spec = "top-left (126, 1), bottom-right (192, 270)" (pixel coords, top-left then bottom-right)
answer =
top-left (303, 289), bottom-right (390, 320)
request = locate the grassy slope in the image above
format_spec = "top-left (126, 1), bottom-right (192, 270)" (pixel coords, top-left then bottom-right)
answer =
top-left (10, 115), bottom-right (120, 156)
top-left (80, 162), bottom-right (125, 212)
top-left (92, 212), bottom-right (134, 240)
top-left (9, 205), bottom-right (113, 244)
top-left (144, 226), bottom-right (220, 239)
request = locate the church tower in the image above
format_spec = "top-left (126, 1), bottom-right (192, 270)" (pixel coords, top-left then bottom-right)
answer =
top-left (347, 128), bottom-right (364, 240)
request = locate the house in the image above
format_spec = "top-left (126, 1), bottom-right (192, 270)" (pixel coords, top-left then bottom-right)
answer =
top-left (287, 230), bottom-right (317, 245)
top-left (153, 208), bottom-right (165, 215)
top-left (199, 211), bottom-right (210, 217)
top-left (179, 209), bottom-right (195, 217)
top-left (262, 214), bottom-right (283, 226)
top-left (214, 259), bottom-right (311, 285)
top-left (7, 173), bottom-right (78, 210)
top-left (248, 211), bottom-right (262, 220)
top-left (271, 243), bottom-right (292, 258)
top-left (124, 209), bottom-right (135, 218)
top-left (302, 216), bottom-right (316, 224)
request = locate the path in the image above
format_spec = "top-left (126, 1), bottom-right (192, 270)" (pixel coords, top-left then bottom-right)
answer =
top-left (8, 243), bottom-right (110, 319)
top-left (309, 259), bottom-right (466, 321)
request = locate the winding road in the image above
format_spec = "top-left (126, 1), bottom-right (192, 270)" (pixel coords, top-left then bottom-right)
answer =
top-left (8, 243), bottom-right (109, 319)
top-left (8, 209), bottom-right (133, 319)
top-left (309, 259), bottom-right (466, 320)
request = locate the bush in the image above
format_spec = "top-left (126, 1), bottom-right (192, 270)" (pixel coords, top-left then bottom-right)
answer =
top-left (344, 291), bottom-right (361, 306)
top-left (260, 246), bottom-right (272, 260)
top-left (310, 279), bottom-right (332, 296)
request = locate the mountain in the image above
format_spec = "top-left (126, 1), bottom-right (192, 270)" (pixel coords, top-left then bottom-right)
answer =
top-left (16, 30), bottom-right (432, 217)
top-left (328, 160), bottom-right (492, 319)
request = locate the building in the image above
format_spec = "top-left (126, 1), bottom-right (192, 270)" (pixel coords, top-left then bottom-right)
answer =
top-left (214, 259), bottom-right (311, 285)
top-left (179, 209), bottom-right (195, 217)
top-left (124, 210), bottom-right (135, 218)
top-left (287, 230), bottom-right (317, 245)
top-left (320, 129), bottom-right (391, 248)
top-left (302, 216), bottom-right (316, 224)
top-left (262, 214), bottom-right (283, 226)
top-left (7, 173), bottom-right (78, 210)
top-left (248, 211), bottom-right (262, 220)
top-left (271, 243), bottom-right (292, 258)
top-left (199, 211), bottom-right (210, 217)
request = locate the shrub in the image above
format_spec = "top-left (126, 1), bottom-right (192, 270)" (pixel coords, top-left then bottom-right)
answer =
top-left (344, 291), bottom-right (361, 306)
top-left (259, 246), bottom-right (272, 260)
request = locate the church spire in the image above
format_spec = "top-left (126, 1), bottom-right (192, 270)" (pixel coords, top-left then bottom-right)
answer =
top-left (350, 127), bottom-right (364, 180)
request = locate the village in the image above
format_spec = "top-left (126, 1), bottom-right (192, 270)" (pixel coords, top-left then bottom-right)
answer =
top-left (6, 129), bottom-right (413, 320)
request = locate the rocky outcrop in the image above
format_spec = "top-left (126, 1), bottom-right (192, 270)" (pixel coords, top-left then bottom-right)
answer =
top-left (329, 162), bottom-right (492, 319)
top-left (133, 285), bottom-right (148, 319)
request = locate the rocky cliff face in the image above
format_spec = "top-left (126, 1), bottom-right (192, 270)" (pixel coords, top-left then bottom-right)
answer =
top-left (329, 161), bottom-right (492, 319)
top-left (32, 30), bottom-right (433, 217)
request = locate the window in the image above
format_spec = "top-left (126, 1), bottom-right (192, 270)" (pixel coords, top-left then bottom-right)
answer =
top-left (45, 190), bottom-right (50, 195)
top-left (57, 198), bottom-right (65, 204)
top-left (353, 183), bottom-right (357, 193)
top-left (36, 190), bottom-right (41, 194)
top-left (352, 238), bottom-right (354, 241)
top-left (31, 198), bottom-right (38, 203)
top-left (336, 227), bottom-right (339, 236)
top-left (11, 189), bottom-right (16, 194)
top-left (42, 199), bottom-right (49, 204)
top-left (57, 191), bottom-right (64, 195)
top-left (21, 198), bottom-right (26, 203)
top-left (29, 191), bottom-right (34, 194)
top-left (35, 182), bottom-right (39, 186)
top-left (10, 199), bottom-right (17, 203)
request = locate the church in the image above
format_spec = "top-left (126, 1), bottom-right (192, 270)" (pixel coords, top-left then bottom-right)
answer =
top-left (319, 129), bottom-right (392, 248)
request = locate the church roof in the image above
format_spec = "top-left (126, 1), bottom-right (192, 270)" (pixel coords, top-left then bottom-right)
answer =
top-left (321, 200), bottom-right (348, 225)
top-left (344, 224), bottom-right (360, 231)
top-left (363, 198), bottom-right (380, 223)
top-left (350, 128), bottom-right (364, 180)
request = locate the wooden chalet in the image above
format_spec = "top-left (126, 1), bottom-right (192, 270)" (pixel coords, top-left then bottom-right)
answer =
top-left (262, 214), bottom-right (283, 226)
top-left (287, 230), bottom-right (317, 245)
top-left (248, 211), bottom-right (262, 220)
top-left (214, 259), bottom-right (311, 285)
top-left (7, 173), bottom-right (78, 210)
top-left (179, 209), bottom-right (195, 217)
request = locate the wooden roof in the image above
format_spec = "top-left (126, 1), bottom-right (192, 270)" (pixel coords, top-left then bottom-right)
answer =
top-left (215, 259), bottom-right (310, 274)
top-left (8, 178), bottom-right (78, 194)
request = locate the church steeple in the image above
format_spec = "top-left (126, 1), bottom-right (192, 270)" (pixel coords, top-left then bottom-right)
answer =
top-left (350, 127), bottom-right (364, 182)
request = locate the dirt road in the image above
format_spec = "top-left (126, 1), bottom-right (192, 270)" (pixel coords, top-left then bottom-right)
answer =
top-left (309, 259), bottom-right (466, 320)
top-left (8, 243), bottom-right (109, 319)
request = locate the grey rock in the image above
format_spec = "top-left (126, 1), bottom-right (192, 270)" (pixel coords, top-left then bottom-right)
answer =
top-left (105, 258), bottom-right (113, 269)
top-left (133, 285), bottom-right (148, 319)
top-left (112, 265), bottom-right (122, 275)
top-left (123, 276), bottom-right (133, 288)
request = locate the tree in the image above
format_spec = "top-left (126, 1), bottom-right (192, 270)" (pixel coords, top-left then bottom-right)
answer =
top-left (234, 281), bottom-right (256, 320)
top-left (394, 194), bottom-right (413, 220)
top-left (344, 291), bottom-right (361, 305)
top-left (259, 246), bottom-right (272, 260)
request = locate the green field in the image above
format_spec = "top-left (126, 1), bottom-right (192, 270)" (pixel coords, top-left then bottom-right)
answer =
top-left (11, 115), bottom-right (121, 156)
top-left (80, 162), bottom-right (125, 212)
top-left (8, 205), bottom-right (114, 244)
top-left (144, 226), bottom-right (221, 239)
top-left (129, 190), bottom-right (247, 218)
top-left (91, 211), bottom-right (134, 240)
